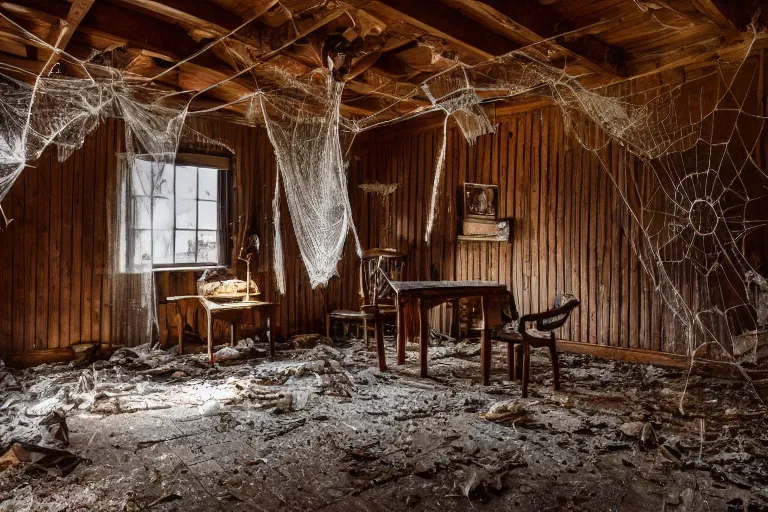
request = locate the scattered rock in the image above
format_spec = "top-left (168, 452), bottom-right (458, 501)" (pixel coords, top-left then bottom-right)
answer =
top-left (199, 399), bottom-right (221, 416)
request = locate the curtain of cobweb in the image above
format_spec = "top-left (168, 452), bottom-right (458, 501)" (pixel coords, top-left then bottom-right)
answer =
top-left (258, 76), bottom-right (362, 295)
top-left (556, 41), bottom-right (768, 405)
top-left (0, 49), bottom-right (189, 345)
top-left (107, 88), bottom-right (188, 346)
top-left (422, 66), bottom-right (495, 243)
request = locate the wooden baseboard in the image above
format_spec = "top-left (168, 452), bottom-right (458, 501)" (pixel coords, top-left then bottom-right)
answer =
top-left (556, 340), bottom-right (733, 374)
top-left (4, 347), bottom-right (77, 369)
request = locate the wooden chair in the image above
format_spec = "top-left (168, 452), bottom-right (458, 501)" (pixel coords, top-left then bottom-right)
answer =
top-left (324, 248), bottom-right (405, 350)
top-left (491, 296), bottom-right (580, 397)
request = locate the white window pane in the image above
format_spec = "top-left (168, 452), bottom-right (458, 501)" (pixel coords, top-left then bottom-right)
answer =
top-left (131, 159), bottom-right (153, 196)
top-left (132, 197), bottom-right (151, 230)
top-left (154, 163), bottom-right (174, 197)
top-left (134, 230), bottom-right (152, 267)
top-left (153, 198), bottom-right (173, 230)
top-left (197, 231), bottom-right (218, 263)
top-left (176, 166), bottom-right (197, 199)
top-left (175, 230), bottom-right (197, 263)
top-left (198, 201), bottom-right (218, 230)
top-left (176, 199), bottom-right (196, 229)
top-left (198, 168), bottom-right (218, 200)
top-left (153, 230), bottom-right (173, 264)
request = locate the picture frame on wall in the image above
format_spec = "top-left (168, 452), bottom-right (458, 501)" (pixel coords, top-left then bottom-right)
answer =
top-left (463, 182), bottom-right (498, 221)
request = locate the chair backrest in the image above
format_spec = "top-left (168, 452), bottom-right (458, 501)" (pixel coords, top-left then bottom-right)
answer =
top-left (520, 297), bottom-right (580, 333)
top-left (361, 248), bottom-right (406, 307)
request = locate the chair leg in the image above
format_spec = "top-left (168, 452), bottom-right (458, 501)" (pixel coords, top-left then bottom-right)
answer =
top-left (325, 313), bottom-right (331, 339)
top-left (522, 342), bottom-right (530, 398)
top-left (363, 318), bottom-right (369, 349)
top-left (506, 343), bottom-right (514, 381)
top-left (376, 312), bottom-right (387, 371)
top-left (549, 340), bottom-right (560, 391)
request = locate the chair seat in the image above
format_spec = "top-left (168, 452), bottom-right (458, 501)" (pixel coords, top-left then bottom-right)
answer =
top-left (330, 310), bottom-right (374, 320)
top-left (490, 331), bottom-right (523, 343)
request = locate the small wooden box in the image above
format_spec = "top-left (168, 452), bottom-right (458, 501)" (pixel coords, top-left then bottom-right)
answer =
top-left (461, 219), bottom-right (510, 241)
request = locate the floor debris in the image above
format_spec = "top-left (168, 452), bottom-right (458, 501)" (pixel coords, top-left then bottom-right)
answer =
top-left (0, 337), bottom-right (766, 511)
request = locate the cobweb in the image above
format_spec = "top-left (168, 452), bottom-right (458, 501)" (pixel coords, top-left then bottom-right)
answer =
top-left (0, 4), bottom-right (766, 397)
top-left (257, 73), bottom-right (361, 294)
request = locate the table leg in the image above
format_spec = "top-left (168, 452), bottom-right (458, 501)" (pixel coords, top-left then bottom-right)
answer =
top-left (450, 299), bottom-right (460, 340)
top-left (207, 311), bottom-right (214, 365)
top-left (230, 320), bottom-right (238, 347)
top-left (481, 297), bottom-right (491, 386)
top-left (396, 299), bottom-right (406, 365)
top-left (267, 310), bottom-right (274, 358)
top-left (419, 299), bottom-right (429, 378)
top-left (175, 311), bottom-right (183, 356)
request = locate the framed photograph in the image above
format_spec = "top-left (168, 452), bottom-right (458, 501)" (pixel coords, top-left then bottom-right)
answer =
top-left (463, 183), bottom-right (498, 221)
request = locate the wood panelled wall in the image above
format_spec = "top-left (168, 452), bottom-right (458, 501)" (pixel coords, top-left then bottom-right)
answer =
top-left (0, 119), bottom-right (120, 354)
top-left (3, 61), bottom-right (767, 357)
top-left (347, 109), bottom-right (683, 353)
top-left (0, 117), bottom-right (333, 355)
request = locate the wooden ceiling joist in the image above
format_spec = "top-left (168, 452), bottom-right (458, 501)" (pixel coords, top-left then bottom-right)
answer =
top-left (455, 0), bottom-right (626, 77)
top-left (37, 0), bottom-right (94, 74)
top-left (690, 0), bottom-right (753, 34)
top-left (0, 0), bottom-right (760, 126)
top-left (367, 0), bottom-right (519, 63)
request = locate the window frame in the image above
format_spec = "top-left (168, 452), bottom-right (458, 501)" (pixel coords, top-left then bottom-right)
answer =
top-left (126, 153), bottom-right (231, 271)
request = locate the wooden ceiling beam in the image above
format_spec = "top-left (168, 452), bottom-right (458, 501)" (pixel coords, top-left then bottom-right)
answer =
top-left (40, 0), bottom-right (94, 74)
top-left (456, 0), bottom-right (626, 77)
top-left (361, 0), bottom-right (518, 63)
top-left (111, 0), bottom-right (279, 41)
top-left (690, 0), bottom-right (753, 33)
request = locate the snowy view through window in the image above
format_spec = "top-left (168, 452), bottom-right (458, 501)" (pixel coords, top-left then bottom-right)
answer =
top-left (130, 161), bottom-right (220, 266)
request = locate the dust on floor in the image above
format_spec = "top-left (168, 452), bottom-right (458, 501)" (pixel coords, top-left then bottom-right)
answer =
top-left (1, 336), bottom-right (766, 511)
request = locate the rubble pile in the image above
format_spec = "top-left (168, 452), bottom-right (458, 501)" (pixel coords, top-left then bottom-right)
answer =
top-left (0, 337), bottom-right (765, 511)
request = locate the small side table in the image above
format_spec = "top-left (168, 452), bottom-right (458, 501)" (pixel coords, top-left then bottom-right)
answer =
top-left (167, 296), bottom-right (277, 364)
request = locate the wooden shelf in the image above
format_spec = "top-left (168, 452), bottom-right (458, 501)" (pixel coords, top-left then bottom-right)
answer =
top-left (457, 235), bottom-right (509, 242)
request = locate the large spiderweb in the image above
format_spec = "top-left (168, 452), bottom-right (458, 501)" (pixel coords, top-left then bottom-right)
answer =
top-left (410, 32), bottom-right (768, 401)
top-left (0, 4), bottom-right (766, 395)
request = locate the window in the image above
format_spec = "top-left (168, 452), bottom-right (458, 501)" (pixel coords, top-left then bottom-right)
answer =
top-left (128, 157), bottom-right (228, 268)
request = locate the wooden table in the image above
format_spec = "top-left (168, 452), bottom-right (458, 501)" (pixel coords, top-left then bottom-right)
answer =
top-left (167, 296), bottom-right (276, 364)
top-left (385, 280), bottom-right (508, 385)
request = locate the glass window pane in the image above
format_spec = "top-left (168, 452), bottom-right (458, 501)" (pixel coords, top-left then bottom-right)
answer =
top-left (131, 159), bottom-right (153, 196)
top-left (134, 229), bottom-right (152, 267)
top-left (198, 168), bottom-right (218, 200)
top-left (176, 199), bottom-right (196, 229)
top-left (132, 197), bottom-right (151, 230)
top-left (175, 230), bottom-right (197, 263)
top-left (175, 166), bottom-right (197, 199)
top-left (197, 231), bottom-right (218, 263)
top-left (153, 197), bottom-right (173, 230)
top-left (153, 230), bottom-right (173, 264)
top-left (154, 163), bottom-right (174, 198)
top-left (198, 201), bottom-right (218, 230)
